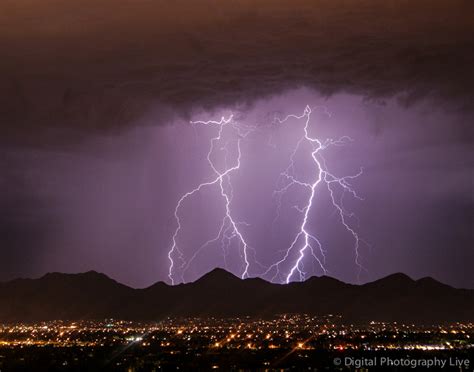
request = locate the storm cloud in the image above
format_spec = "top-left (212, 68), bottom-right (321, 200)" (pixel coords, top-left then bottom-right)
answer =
top-left (1, 0), bottom-right (473, 145)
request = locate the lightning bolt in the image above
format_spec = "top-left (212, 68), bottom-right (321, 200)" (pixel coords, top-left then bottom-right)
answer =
top-left (167, 105), bottom-right (366, 285)
top-left (263, 105), bottom-right (366, 283)
top-left (167, 115), bottom-right (254, 285)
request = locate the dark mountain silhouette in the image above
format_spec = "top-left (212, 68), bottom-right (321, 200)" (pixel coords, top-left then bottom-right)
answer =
top-left (0, 269), bottom-right (472, 324)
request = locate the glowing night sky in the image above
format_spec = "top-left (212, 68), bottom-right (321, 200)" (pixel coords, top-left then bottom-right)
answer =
top-left (0, 0), bottom-right (473, 288)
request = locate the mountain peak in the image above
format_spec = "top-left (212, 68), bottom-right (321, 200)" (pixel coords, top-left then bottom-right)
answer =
top-left (305, 275), bottom-right (346, 287)
top-left (196, 268), bottom-right (240, 283)
top-left (41, 270), bottom-right (110, 281)
top-left (374, 272), bottom-right (414, 283)
top-left (417, 276), bottom-right (452, 289)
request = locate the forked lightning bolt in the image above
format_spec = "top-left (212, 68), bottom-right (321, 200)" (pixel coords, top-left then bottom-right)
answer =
top-left (167, 106), bottom-right (366, 285)
top-left (264, 105), bottom-right (366, 283)
top-left (167, 115), bottom-right (254, 285)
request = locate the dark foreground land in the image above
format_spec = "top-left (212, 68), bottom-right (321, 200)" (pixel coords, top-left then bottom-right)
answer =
top-left (0, 317), bottom-right (472, 371)
top-left (2, 347), bottom-right (473, 371)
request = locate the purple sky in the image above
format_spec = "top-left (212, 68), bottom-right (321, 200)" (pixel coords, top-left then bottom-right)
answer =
top-left (0, 0), bottom-right (472, 288)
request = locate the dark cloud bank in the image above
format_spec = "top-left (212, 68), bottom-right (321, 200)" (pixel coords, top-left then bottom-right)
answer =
top-left (1, 0), bottom-right (473, 144)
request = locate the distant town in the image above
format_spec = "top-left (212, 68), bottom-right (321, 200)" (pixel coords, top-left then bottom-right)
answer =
top-left (1, 315), bottom-right (472, 370)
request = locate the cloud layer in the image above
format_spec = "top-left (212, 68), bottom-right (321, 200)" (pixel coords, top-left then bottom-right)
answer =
top-left (1, 0), bottom-right (473, 145)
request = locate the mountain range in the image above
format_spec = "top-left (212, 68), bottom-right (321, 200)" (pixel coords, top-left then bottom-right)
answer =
top-left (0, 269), bottom-right (472, 324)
